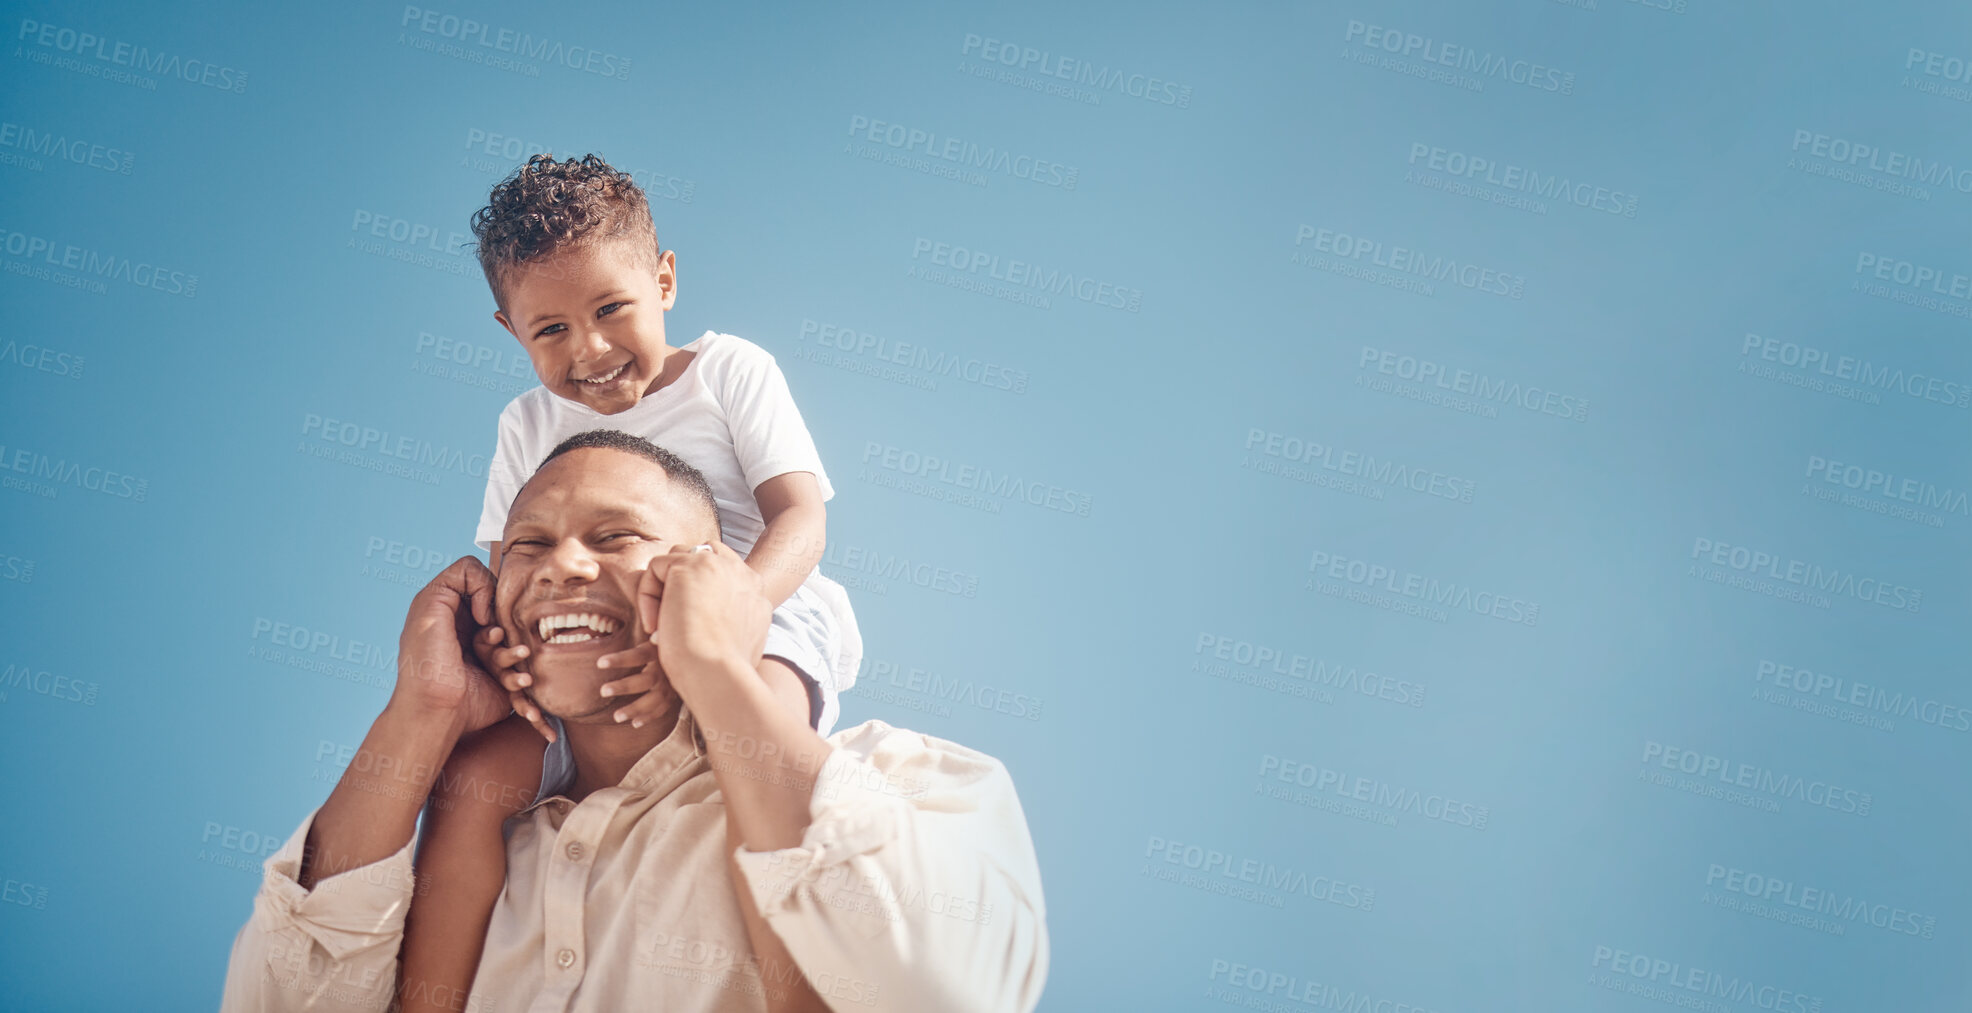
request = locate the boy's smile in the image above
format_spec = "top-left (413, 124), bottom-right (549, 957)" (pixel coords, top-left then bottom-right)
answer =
top-left (493, 238), bottom-right (681, 415)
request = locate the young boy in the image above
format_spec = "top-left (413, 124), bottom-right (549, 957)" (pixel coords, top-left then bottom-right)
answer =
top-left (394, 153), bottom-right (861, 1010)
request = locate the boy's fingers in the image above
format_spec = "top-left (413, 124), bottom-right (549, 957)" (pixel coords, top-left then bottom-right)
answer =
top-left (509, 690), bottom-right (556, 743)
top-left (596, 642), bottom-right (657, 671)
top-left (613, 683), bottom-right (677, 728)
top-left (598, 670), bottom-right (657, 698)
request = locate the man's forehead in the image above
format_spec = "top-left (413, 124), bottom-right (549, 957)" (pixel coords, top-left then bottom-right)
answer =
top-left (507, 450), bottom-right (691, 529)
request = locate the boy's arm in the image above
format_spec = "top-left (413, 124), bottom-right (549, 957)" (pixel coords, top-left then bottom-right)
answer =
top-left (747, 472), bottom-right (826, 609)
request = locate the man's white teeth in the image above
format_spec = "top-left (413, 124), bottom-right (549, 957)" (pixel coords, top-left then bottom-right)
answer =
top-left (581, 363), bottom-right (627, 384)
top-left (537, 612), bottom-right (621, 643)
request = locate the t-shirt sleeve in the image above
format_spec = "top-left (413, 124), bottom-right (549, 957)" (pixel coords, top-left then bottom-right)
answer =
top-left (712, 336), bottom-right (834, 501)
top-left (475, 403), bottom-right (529, 552)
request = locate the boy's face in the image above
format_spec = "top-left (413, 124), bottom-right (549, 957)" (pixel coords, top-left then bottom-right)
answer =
top-left (493, 238), bottom-right (678, 415)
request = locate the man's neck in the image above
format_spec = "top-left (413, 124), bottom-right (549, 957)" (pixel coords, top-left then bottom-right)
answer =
top-left (560, 701), bottom-right (684, 800)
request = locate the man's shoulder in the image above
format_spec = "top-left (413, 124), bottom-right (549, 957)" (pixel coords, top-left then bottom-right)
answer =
top-left (825, 719), bottom-right (1012, 789)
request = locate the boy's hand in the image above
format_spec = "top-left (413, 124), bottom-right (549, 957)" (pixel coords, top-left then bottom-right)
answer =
top-left (594, 642), bottom-right (677, 729)
top-left (471, 624), bottom-right (557, 743)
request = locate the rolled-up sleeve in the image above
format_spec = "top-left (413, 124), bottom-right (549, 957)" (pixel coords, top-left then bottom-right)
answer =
top-left (219, 807), bottom-right (417, 1013)
top-left (730, 722), bottom-right (1050, 1013)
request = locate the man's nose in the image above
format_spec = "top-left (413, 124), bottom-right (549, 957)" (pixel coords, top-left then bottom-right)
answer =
top-left (536, 537), bottom-right (601, 585)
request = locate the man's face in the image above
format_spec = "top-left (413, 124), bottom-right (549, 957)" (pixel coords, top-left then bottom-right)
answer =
top-left (494, 446), bottom-right (717, 722)
top-left (493, 238), bottom-right (678, 416)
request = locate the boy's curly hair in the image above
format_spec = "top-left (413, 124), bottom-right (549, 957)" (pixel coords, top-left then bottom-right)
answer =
top-left (469, 153), bottom-right (660, 311)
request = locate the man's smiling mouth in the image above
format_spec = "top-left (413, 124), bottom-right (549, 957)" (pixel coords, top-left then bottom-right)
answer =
top-left (536, 612), bottom-right (623, 644)
top-left (577, 362), bottom-right (629, 386)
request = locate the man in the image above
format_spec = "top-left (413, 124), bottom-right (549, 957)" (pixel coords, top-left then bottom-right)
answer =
top-left (219, 430), bottom-right (1049, 1012)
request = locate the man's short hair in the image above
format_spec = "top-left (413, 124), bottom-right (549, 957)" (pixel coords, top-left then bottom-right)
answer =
top-left (536, 430), bottom-right (722, 538)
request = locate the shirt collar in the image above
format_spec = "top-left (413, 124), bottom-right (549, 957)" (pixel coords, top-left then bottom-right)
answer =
top-left (517, 703), bottom-right (707, 816)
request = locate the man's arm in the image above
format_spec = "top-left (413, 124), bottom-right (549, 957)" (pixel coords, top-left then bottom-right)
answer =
top-left (220, 557), bottom-right (516, 1012)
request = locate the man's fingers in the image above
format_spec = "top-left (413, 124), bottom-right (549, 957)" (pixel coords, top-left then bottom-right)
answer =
top-left (454, 556), bottom-right (496, 626)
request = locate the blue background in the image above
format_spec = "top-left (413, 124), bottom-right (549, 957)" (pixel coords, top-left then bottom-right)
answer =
top-left (2, 0), bottom-right (1968, 1009)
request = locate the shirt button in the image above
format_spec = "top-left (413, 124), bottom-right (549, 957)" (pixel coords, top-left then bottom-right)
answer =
top-left (565, 842), bottom-right (584, 861)
top-left (557, 948), bottom-right (575, 969)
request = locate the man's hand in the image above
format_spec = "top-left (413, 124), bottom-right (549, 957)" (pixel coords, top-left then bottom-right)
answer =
top-left (392, 555), bottom-right (513, 736)
top-left (472, 625), bottom-right (557, 742)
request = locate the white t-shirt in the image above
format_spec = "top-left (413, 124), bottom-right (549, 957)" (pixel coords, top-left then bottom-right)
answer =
top-left (475, 330), bottom-right (834, 554)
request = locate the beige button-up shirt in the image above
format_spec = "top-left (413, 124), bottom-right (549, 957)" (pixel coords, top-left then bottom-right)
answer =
top-left (219, 710), bottom-right (1049, 1012)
